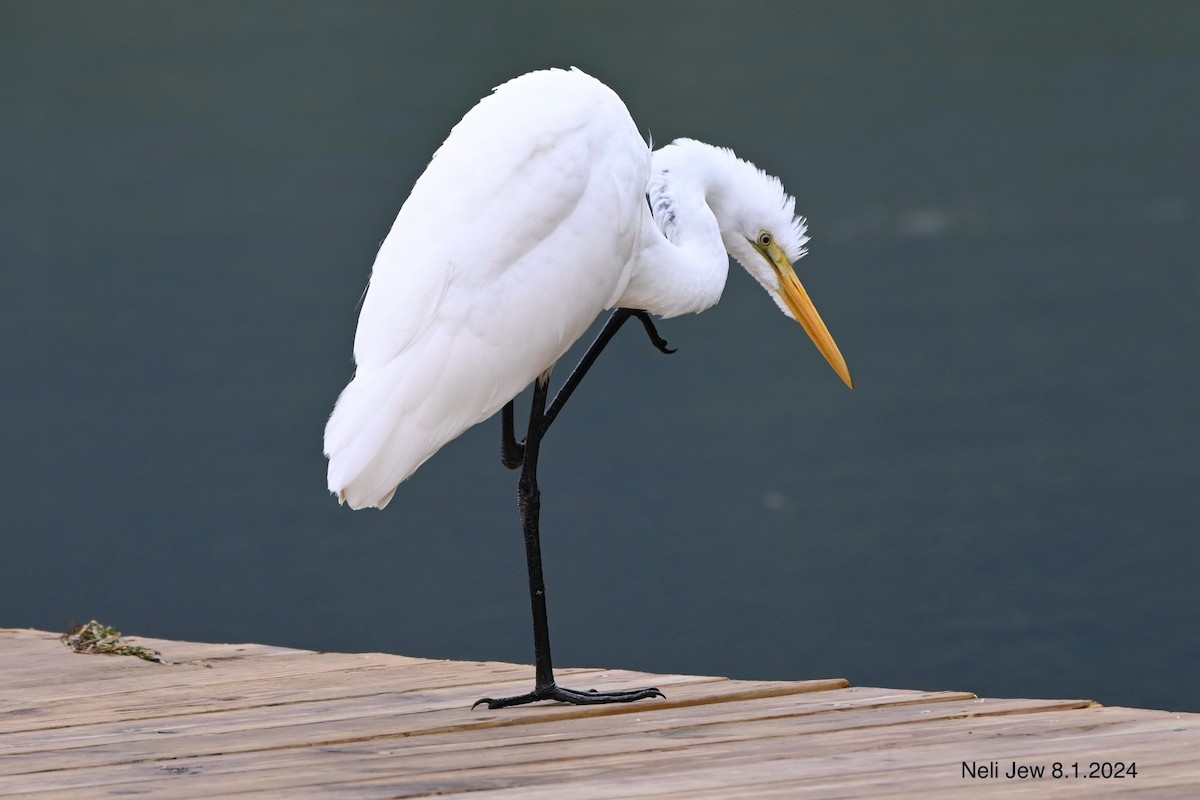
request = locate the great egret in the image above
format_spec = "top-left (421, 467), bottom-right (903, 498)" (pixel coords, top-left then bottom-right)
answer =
top-left (324, 67), bottom-right (852, 709)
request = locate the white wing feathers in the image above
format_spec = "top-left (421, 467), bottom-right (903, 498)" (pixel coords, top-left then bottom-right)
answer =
top-left (325, 69), bottom-right (649, 509)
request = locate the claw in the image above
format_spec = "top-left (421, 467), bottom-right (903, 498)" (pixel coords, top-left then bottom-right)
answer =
top-left (631, 310), bottom-right (677, 354)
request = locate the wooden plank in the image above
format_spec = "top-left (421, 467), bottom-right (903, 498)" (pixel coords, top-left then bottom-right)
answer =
top-left (215, 708), bottom-right (1197, 800)
top-left (1, 628), bottom-right (1196, 799)
top-left (0, 691), bottom-right (1082, 794)
top-left (0, 659), bottom-right (668, 734)
top-left (1, 629), bottom-right (731, 722)
top-left (0, 674), bottom-right (849, 764)
top-left (0, 627), bottom-right (306, 666)
top-left (6, 704), bottom-right (1191, 799)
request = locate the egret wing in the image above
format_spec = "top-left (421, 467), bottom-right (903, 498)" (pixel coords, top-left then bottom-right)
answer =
top-left (325, 69), bottom-right (649, 508)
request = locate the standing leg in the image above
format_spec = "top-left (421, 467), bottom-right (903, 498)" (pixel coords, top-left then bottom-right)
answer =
top-left (474, 369), bottom-right (664, 709)
top-left (518, 369), bottom-right (555, 691)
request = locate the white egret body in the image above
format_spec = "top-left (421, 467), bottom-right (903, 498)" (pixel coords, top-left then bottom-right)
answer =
top-left (325, 68), bottom-right (851, 511)
top-left (324, 68), bottom-right (852, 708)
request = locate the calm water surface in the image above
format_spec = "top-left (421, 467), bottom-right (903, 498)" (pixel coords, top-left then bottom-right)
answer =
top-left (2, 3), bottom-right (1196, 711)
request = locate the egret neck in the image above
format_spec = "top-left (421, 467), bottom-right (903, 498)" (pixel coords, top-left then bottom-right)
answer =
top-left (615, 150), bottom-right (730, 318)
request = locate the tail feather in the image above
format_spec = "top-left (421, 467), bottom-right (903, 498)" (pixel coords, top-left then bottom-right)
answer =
top-left (324, 359), bottom-right (432, 509)
top-left (324, 334), bottom-right (496, 510)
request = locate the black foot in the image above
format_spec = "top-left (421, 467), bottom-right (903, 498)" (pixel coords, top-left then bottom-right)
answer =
top-left (472, 683), bottom-right (665, 710)
top-left (630, 310), bottom-right (677, 354)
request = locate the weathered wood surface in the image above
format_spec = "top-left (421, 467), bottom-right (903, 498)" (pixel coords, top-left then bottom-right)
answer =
top-left (1, 627), bottom-right (1196, 798)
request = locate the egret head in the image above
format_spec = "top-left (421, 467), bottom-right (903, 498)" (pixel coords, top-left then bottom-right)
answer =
top-left (679, 139), bottom-right (853, 390)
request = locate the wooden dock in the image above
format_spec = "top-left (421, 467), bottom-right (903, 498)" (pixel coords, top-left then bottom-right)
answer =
top-left (2, 627), bottom-right (1197, 798)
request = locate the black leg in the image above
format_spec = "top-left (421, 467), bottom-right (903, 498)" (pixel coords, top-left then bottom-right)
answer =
top-left (543, 309), bottom-right (674, 433)
top-left (498, 308), bottom-right (675, 469)
top-left (500, 401), bottom-right (523, 469)
top-left (629, 310), bottom-right (677, 356)
top-left (474, 369), bottom-right (664, 710)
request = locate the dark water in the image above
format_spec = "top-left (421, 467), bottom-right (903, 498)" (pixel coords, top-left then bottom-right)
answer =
top-left (2, 3), bottom-right (1196, 712)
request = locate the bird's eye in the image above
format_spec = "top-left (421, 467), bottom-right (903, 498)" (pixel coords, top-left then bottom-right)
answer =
top-left (757, 232), bottom-right (773, 248)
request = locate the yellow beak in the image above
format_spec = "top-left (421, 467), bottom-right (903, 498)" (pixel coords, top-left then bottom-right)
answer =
top-left (763, 244), bottom-right (854, 390)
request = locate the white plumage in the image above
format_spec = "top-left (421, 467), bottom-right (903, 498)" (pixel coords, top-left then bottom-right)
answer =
top-left (325, 67), bottom-right (851, 509)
